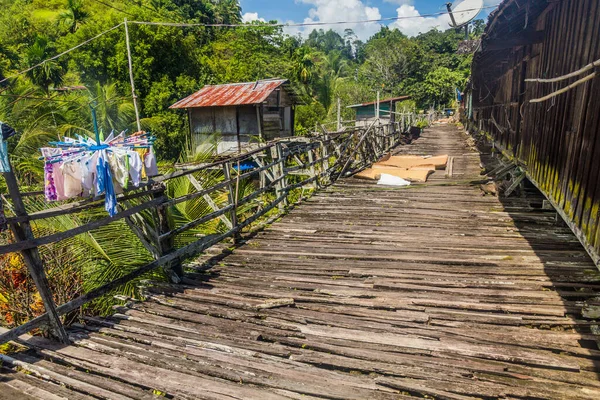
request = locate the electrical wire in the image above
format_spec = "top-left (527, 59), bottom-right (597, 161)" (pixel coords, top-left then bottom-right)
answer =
top-left (0, 4), bottom-right (500, 87)
top-left (0, 93), bottom-right (83, 103)
top-left (0, 22), bottom-right (125, 85)
top-left (130, 5), bottom-right (500, 28)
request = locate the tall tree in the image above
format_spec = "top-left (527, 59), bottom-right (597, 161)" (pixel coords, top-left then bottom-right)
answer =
top-left (58, 0), bottom-right (89, 34)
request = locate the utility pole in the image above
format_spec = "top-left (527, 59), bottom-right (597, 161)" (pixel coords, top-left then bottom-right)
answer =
top-left (124, 18), bottom-right (142, 132)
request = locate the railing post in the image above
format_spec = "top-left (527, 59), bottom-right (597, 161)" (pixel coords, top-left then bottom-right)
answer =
top-left (320, 138), bottom-right (330, 185)
top-left (222, 161), bottom-right (240, 243)
top-left (307, 146), bottom-right (318, 189)
top-left (385, 124), bottom-right (390, 151)
top-left (270, 143), bottom-right (288, 211)
top-left (2, 166), bottom-right (69, 343)
top-left (154, 184), bottom-right (183, 283)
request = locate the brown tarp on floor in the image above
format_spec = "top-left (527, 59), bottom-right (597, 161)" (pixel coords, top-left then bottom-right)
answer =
top-left (377, 154), bottom-right (449, 169)
top-left (355, 154), bottom-right (448, 182)
top-left (355, 166), bottom-right (435, 182)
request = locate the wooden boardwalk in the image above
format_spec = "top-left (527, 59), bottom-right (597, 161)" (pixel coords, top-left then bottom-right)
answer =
top-left (2, 123), bottom-right (600, 399)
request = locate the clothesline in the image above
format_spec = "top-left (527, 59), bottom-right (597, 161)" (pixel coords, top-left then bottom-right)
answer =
top-left (40, 130), bottom-right (158, 217)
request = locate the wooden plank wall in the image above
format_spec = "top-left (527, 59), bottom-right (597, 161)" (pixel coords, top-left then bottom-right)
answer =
top-left (469, 0), bottom-right (600, 266)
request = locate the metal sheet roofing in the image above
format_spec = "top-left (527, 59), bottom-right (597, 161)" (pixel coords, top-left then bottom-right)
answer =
top-left (347, 95), bottom-right (411, 108)
top-left (170, 79), bottom-right (289, 109)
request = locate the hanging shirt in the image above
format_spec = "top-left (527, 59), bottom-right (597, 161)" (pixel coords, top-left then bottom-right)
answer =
top-left (44, 162), bottom-right (57, 201)
top-left (51, 161), bottom-right (68, 201)
top-left (107, 150), bottom-right (129, 190)
top-left (144, 148), bottom-right (159, 177)
top-left (60, 161), bottom-right (83, 198)
top-left (38, 131), bottom-right (156, 214)
top-left (104, 164), bottom-right (118, 217)
top-left (95, 153), bottom-right (107, 196)
top-left (41, 148), bottom-right (62, 198)
top-left (96, 152), bottom-right (117, 217)
top-left (0, 133), bottom-right (9, 173)
top-left (135, 149), bottom-right (147, 179)
top-left (0, 122), bottom-right (15, 173)
top-left (128, 151), bottom-right (142, 187)
top-left (81, 152), bottom-right (99, 197)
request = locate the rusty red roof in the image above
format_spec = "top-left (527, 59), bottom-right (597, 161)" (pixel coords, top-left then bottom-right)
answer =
top-left (170, 79), bottom-right (290, 109)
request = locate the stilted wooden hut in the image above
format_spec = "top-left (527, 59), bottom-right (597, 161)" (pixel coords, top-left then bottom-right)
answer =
top-left (170, 79), bottom-right (301, 154)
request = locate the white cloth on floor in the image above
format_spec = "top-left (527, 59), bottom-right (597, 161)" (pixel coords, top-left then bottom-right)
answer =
top-left (377, 173), bottom-right (411, 186)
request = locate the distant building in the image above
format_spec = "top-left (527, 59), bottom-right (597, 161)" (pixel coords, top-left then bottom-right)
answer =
top-left (347, 96), bottom-right (411, 127)
top-left (170, 79), bottom-right (301, 154)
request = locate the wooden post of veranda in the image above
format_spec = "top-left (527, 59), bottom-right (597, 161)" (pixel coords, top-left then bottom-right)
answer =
top-left (2, 163), bottom-right (69, 343)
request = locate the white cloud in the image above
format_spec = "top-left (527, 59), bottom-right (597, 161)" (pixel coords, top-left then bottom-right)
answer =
top-left (273, 0), bottom-right (490, 41)
top-left (293, 0), bottom-right (383, 41)
top-left (242, 12), bottom-right (266, 23)
top-left (390, 4), bottom-right (452, 36)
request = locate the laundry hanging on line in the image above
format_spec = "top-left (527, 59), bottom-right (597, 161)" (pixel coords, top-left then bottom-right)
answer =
top-left (0, 121), bottom-right (17, 232)
top-left (40, 131), bottom-right (158, 217)
top-left (0, 121), bottom-right (17, 173)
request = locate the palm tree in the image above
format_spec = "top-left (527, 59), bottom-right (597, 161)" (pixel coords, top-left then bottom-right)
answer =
top-left (212, 0), bottom-right (242, 24)
top-left (317, 51), bottom-right (347, 113)
top-left (25, 37), bottom-right (64, 94)
top-left (58, 0), bottom-right (89, 34)
top-left (294, 47), bottom-right (315, 84)
top-left (87, 82), bottom-right (136, 134)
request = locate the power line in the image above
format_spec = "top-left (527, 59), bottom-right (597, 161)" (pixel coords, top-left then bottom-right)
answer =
top-left (0, 23), bottom-right (125, 85)
top-left (0, 4), bottom-right (499, 86)
top-left (0, 93), bottom-right (84, 103)
top-left (130, 5), bottom-right (499, 28)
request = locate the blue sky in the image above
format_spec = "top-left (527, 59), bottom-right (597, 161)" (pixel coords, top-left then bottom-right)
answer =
top-left (239, 0), bottom-right (496, 40)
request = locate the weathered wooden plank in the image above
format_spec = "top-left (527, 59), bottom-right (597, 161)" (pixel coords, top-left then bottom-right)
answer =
top-left (5, 123), bottom-right (600, 399)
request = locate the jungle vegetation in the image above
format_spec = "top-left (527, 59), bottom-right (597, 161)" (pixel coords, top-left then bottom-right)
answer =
top-left (0, 0), bottom-right (484, 331)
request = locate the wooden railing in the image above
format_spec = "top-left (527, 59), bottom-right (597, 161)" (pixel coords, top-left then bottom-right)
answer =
top-left (0, 116), bottom-right (419, 345)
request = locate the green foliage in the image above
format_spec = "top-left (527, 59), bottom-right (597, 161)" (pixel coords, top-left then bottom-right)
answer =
top-left (295, 101), bottom-right (327, 136)
top-left (0, 2), bottom-right (479, 162)
top-left (415, 120), bottom-right (429, 129)
top-left (412, 66), bottom-right (466, 108)
top-left (26, 36), bottom-right (65, 92)
top-left (57, 0), bottom-right (89, 34)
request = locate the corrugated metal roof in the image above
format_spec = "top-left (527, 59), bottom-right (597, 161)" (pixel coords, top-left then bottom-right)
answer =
top-left (346, 95), bottom-right (411, 108)
top-left (170, 79), bottom-right (289, 109)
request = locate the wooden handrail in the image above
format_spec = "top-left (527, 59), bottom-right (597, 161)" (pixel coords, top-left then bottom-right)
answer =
top-left (0, 117), bottom-right (424, 345)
